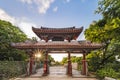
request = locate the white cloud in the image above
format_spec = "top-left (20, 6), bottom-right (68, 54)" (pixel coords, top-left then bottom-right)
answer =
top-left (64, 0), bottom-right (71, 3)
top-left (15, 18), bottom-right (37, 38)
top-left (19, 0), bottom-right (54, 14)
top-left (66, 0), bottom-right (70, 3)
top-left (53, 6), bottom-right (58, 12)
top-left (0, 9), bottom-right (15, 24)
top-left (20, 0), bottom-right (32, 4)
top-left (0, 8), bottom-right (37, 38)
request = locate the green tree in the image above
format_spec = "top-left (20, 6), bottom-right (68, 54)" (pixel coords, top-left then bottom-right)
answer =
top-left (96, 0), bottom-right (120, 19)
top-left (85, 19), bottom-right (120, 70)
top-left (61, 56), bottom-right (82, 65)
top-left (48, 55), bottom-right (55, 65)
top-left (96, 0), bottom-right (120, 40)
top-left (61, 57), bottom-right (68, 65)
top-left (84, 0), bottom-right (120, 79)
top-left (0, 20), bottom-right (28, 61)
top-left (85, 0), bottom-right (120, 71)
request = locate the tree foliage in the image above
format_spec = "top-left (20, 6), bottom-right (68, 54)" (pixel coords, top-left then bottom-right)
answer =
top-left (85, 0), bottom-right (120, 73)
top-left (48, 55), bottom-right (55, 65)
top-left (61, 56), bottom-right (82, 65)
top-left (0, 20), bottom-right (28, 61)
top-left (96, 0), bottom-right (120, 19)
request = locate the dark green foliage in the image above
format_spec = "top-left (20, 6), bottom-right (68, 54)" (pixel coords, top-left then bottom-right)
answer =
top-left (61, 57), bottom-right (68, 65)
top-left (0, 20), bottom-right (28, 61)
top-left (48, 55), bottom-right (55, 66)
top-left (96, 63), bottom-right (120, 79)
top-left (71, 56), bottom-right (82, 63)
top-left (0, 61), bottom-right (27, 79)
top-left (85, 0), bottom-right (120, 79)
top-left (87, 51), bottom-right (101, 71)
top-left (61, 56), bottom-right (82, 65)
top-left (61, 56), bottom-right (82, 70)
top-left (96, 0), bottom-right (120, 19)
top-left (96, 67), bottom-right (119, 79)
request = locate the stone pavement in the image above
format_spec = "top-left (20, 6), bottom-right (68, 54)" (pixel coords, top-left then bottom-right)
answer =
top-left (13, 66), bottom-right (98, 80)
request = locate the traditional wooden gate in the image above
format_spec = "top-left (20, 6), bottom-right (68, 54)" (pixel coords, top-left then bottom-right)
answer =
top-left (11, 26), bottom-right (102, 76)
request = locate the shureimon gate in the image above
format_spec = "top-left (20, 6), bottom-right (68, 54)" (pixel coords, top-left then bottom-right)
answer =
top-left (11, 26), bottom-right (102, 76)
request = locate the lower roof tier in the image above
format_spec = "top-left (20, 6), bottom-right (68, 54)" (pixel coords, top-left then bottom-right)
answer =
top-left (11, 41), bottom-right (103, 53)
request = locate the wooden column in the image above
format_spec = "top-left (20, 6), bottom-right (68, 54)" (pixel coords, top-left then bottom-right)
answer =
top-left (43, 53), bottom-right (48, 76)
top-left (67, 52), bottom-right (72, 76)
top-left (81, 53), bottom-right (88, 75)
top-left (29, 54), bottom-right (34, 75)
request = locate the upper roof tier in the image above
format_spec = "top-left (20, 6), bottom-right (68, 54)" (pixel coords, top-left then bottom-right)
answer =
top-left (32, 26), bottom-right (83, 42)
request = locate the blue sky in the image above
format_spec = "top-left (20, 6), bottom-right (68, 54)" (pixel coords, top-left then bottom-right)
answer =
top-left (0, 0), bottom-right (101, 61)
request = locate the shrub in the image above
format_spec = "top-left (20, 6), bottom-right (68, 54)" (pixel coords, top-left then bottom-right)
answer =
top-left (0, 61), bottom-right (27, 79)
top-left (96, 67), bottom-right (119, 79)
top-left (77, 62), bottom-right (82, 70)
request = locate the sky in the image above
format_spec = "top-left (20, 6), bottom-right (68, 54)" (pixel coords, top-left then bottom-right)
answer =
top-left (0, 0), bottom-right (101, 61)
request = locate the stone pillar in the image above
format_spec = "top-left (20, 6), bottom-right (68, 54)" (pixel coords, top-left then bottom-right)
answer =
top-left (81, 53), bottom-right (88, 75)
top-left (43, 53), bottom-right (49, 76)
top-left (67, 52), bottom-right (72, 76)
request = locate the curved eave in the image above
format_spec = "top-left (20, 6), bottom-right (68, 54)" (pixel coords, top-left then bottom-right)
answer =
top-left (32, 26), bottom-right (83, 40)
top-left (11, 43), bottom-right (102, 50)
top-left (32, 27), bottom-right (83, 34)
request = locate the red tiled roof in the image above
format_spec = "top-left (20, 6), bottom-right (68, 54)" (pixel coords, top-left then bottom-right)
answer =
top-left (32, 26), bottom-right (83, 41)
top-left (11, 41), bottom-right (102, 52)
top-left (32, 26), bottom-right (83, 33)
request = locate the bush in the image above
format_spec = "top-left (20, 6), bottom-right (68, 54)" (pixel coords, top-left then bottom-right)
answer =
top-left (0, 61), bottom-right (27, 79)
top-left (96, 67), bottom-right (119, 79)
top-left (77, 62), bottom-right (82, 70)
top-left (87, 51), bottom-right (102, 72)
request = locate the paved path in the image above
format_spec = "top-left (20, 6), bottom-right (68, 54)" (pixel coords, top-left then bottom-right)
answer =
top-left (13, 66), bottom-right (98, 80)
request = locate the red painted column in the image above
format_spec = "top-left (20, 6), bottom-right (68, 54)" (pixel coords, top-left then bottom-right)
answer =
top-left (67, 52), bottom-right (72, 76)
top-left (81, 53), bottom-right (87, 75)
top-left (29, 56), bottom-right (33, 75)
top-left (43, 53), bottom-right (48, 75)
